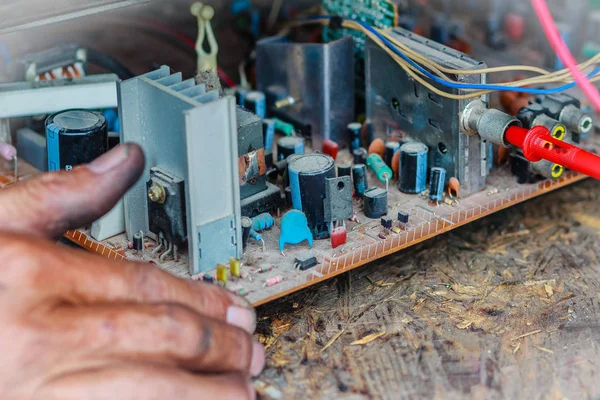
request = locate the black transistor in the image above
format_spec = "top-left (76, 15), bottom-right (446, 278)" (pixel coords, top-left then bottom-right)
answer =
top-left (398, 212), bottom-right (410, 224)
top-left (294, 252), bottom-right (319, 271)
top-left (381, 217), bottom-right (393, 230)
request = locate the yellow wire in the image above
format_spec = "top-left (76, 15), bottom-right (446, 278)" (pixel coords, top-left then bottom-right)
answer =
top-left (288, 19), bottom-right (600, 100)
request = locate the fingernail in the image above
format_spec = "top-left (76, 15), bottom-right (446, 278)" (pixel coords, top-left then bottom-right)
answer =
top-left (250, 341), bottom-right (265, 377)
top-left (88, 144), bottom-right (131, 174)
top-left (247, 381), bottom-right (257, 400)
top-left (226, 306), bottom-right (257, 334)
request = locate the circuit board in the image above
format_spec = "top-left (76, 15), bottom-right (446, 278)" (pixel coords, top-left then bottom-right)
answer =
top-left (3, 142), bottom-right (593, 307)
top-left (322, 0), bottom-right (400, 88)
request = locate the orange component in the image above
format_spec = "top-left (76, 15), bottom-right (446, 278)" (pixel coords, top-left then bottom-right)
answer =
top-left (497, 146), bottom-right (510, 166)
top-left (391, 149), bottom-right (401, 177)
top-left (448, 177), bottom-right (460, 198)
top-left (368, 138), bottom-right (385, 158)
top-left (500, 91), bottom-right (518, 112)
top-left (510, 96), bottom-right (530, 117)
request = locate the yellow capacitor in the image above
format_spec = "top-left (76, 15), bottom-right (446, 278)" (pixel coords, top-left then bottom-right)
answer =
top-left (229, 257), bottom-right (241, 278)
top-left (216, 264), bottom-right (228, 283)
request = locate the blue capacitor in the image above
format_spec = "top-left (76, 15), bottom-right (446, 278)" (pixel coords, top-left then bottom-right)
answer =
top-left (399, 142), bottom-right (429, 194)
top-left (367, 153), bottom-right (393, 182)
top-left (46, 109), bottom-right (108, 172)
top-left (352, 164), bottom-right (368, 197)
top-left (245, 91), bottom-right (266, 118)
top-left (279, 210), bottom-right (313, 252)
top-left (348, 122), bottom-right (362, 151)
top-left (251, 213), bottom-right (275, 232)
top-left (263, 119), bottom-right (276, 151)
top-left (429, 167), bottom-right (447, 202)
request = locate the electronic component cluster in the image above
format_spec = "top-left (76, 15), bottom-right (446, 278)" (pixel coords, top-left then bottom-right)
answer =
top-left (1, 0), bottom-right (599, 305)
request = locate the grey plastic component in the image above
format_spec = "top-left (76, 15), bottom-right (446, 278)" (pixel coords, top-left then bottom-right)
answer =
top-left (16, 128), bottom-right (47, 171)
top-left (0, 0), bottom-right (149, 35)
top-left (0, 74), bottom-right (119, 118)
top-left (324, 176), bottom-right (353, 223)
top-left (366, 27), bottom-right (489, 196)
top-left (91, 200), bottom-right (125, 242)
top-left (185, 96), bottom-right (242, 274)
top-left (120, 65), bottom-right (241, 274)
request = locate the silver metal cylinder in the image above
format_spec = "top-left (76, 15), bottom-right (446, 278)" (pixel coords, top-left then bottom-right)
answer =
top-left (531, 159), bottom-right (564, 180)
top-left (477, 109), bottom-right (522, 146)
top-left (559, 104), bottom-right (593, 135)
top-left (532, 114), bottom-right (567, 140)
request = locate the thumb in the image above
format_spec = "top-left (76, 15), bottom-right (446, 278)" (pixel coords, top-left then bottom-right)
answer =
top-left (0, 143), bottom-right (145, 239)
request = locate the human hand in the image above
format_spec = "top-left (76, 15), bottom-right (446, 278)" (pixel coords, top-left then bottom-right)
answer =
top-left (0, 144), bottom-right (263, 400)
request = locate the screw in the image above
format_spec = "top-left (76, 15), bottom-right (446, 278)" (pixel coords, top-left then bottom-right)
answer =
top-left (148, 184), bottom-right (166, 204)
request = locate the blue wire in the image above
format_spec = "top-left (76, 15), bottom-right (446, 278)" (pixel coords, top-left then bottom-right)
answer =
top-left (311, 15), bottom-right (600, 95)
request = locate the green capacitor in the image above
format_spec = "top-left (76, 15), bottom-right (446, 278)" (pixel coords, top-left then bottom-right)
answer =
top-left (367, 153), bottom-right (393, 182)
top-left (272, 118), bottom-right (295, 136)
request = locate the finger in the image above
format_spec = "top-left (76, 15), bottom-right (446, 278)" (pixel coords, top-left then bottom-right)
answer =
top-left (51, 303), bottom-right (264, 376)
top-left (0, 143), bottom-right (145, 239)
top-left (38, 366), bottom-right (255, 400)
top-left (0, 233), bottom-right (256, 333)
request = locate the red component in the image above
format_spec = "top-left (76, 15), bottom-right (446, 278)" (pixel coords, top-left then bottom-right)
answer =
top-left (331, 227), bottom-right (347, 249)
top-left (505, 13), bottom-right (526, 42)
top-left (506, 126), bottom-right (600, 180)
top-left (322, 139), bottom-right (339, 160)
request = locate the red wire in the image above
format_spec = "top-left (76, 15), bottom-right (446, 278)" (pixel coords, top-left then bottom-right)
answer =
top-left (143, 20), bottom-right (237, 88)
top-left (531, 0), bottom-right (600, 113)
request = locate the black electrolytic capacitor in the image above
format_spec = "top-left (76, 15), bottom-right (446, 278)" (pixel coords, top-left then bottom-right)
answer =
top-left (399, 142), bottom-right (429, 194)
top-left (363, 187), bottom-right (388, 219)
top-left (288, 154), bottom-right (336, 239)
top-left (348, 122), bottom-right (362, 151)
top-left (429, 167), bottom-right (447, 201)
top-left (384, 142), bottom-right (401, 167)
top-left (352, 164), bottom-right (368, 197)
top-left (337, 164), bottom-right (352, 178)
top-left (277, 136), bottom-right (305, 161)
top-left (46, 109), bottom-right (108, 172)
top-left (353, 148), bottom-right (368, 165)
top-left (241, 217), bottom-right (253, 251)
top-left (133, 231), bottom-right (144, 251)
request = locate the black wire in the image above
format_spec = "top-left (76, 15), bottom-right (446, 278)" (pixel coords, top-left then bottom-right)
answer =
top-left (85, 47), bottom-right (135, 80)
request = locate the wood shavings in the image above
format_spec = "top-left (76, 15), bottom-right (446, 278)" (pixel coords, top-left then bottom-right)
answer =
top-left (535, 346), bottom-right (554, 354)
top-left (544, 284), bottom-right (554, 298)
top-left (321, 329), bottom-right (346, 353)
top-left (351, 330), bottom-right (387, 345)
top-left (511, 329), bottom-right (542, 341)
top-left (512, 341), bottom-right (521, 354)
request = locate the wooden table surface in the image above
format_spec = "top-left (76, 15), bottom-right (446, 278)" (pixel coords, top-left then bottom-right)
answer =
top-left (255, 179), bottom-right (600, 400)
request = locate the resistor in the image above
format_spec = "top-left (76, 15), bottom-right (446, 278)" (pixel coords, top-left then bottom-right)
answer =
top-left (273, 118), bottom-right (295, 136)
top-left (366, 154), bottom-right (393, 182)
top-left (216, 264), bottom-right (228, 284)
top-left (264, 276), bottom-right (284, 287)
top-left (249, 230), bottom-right (263, 241)
top-left (251, 213), bottom-right (275, 232)
top-left (255, 266), bottom-right (274, 274)
top-left (249, 229), bottom-right (266, 252)
top-left (229, 257), bottom-right (241, 278)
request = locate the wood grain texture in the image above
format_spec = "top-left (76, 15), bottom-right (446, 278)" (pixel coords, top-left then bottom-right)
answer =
top-left (255, 179), bottom-right (600, 400)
